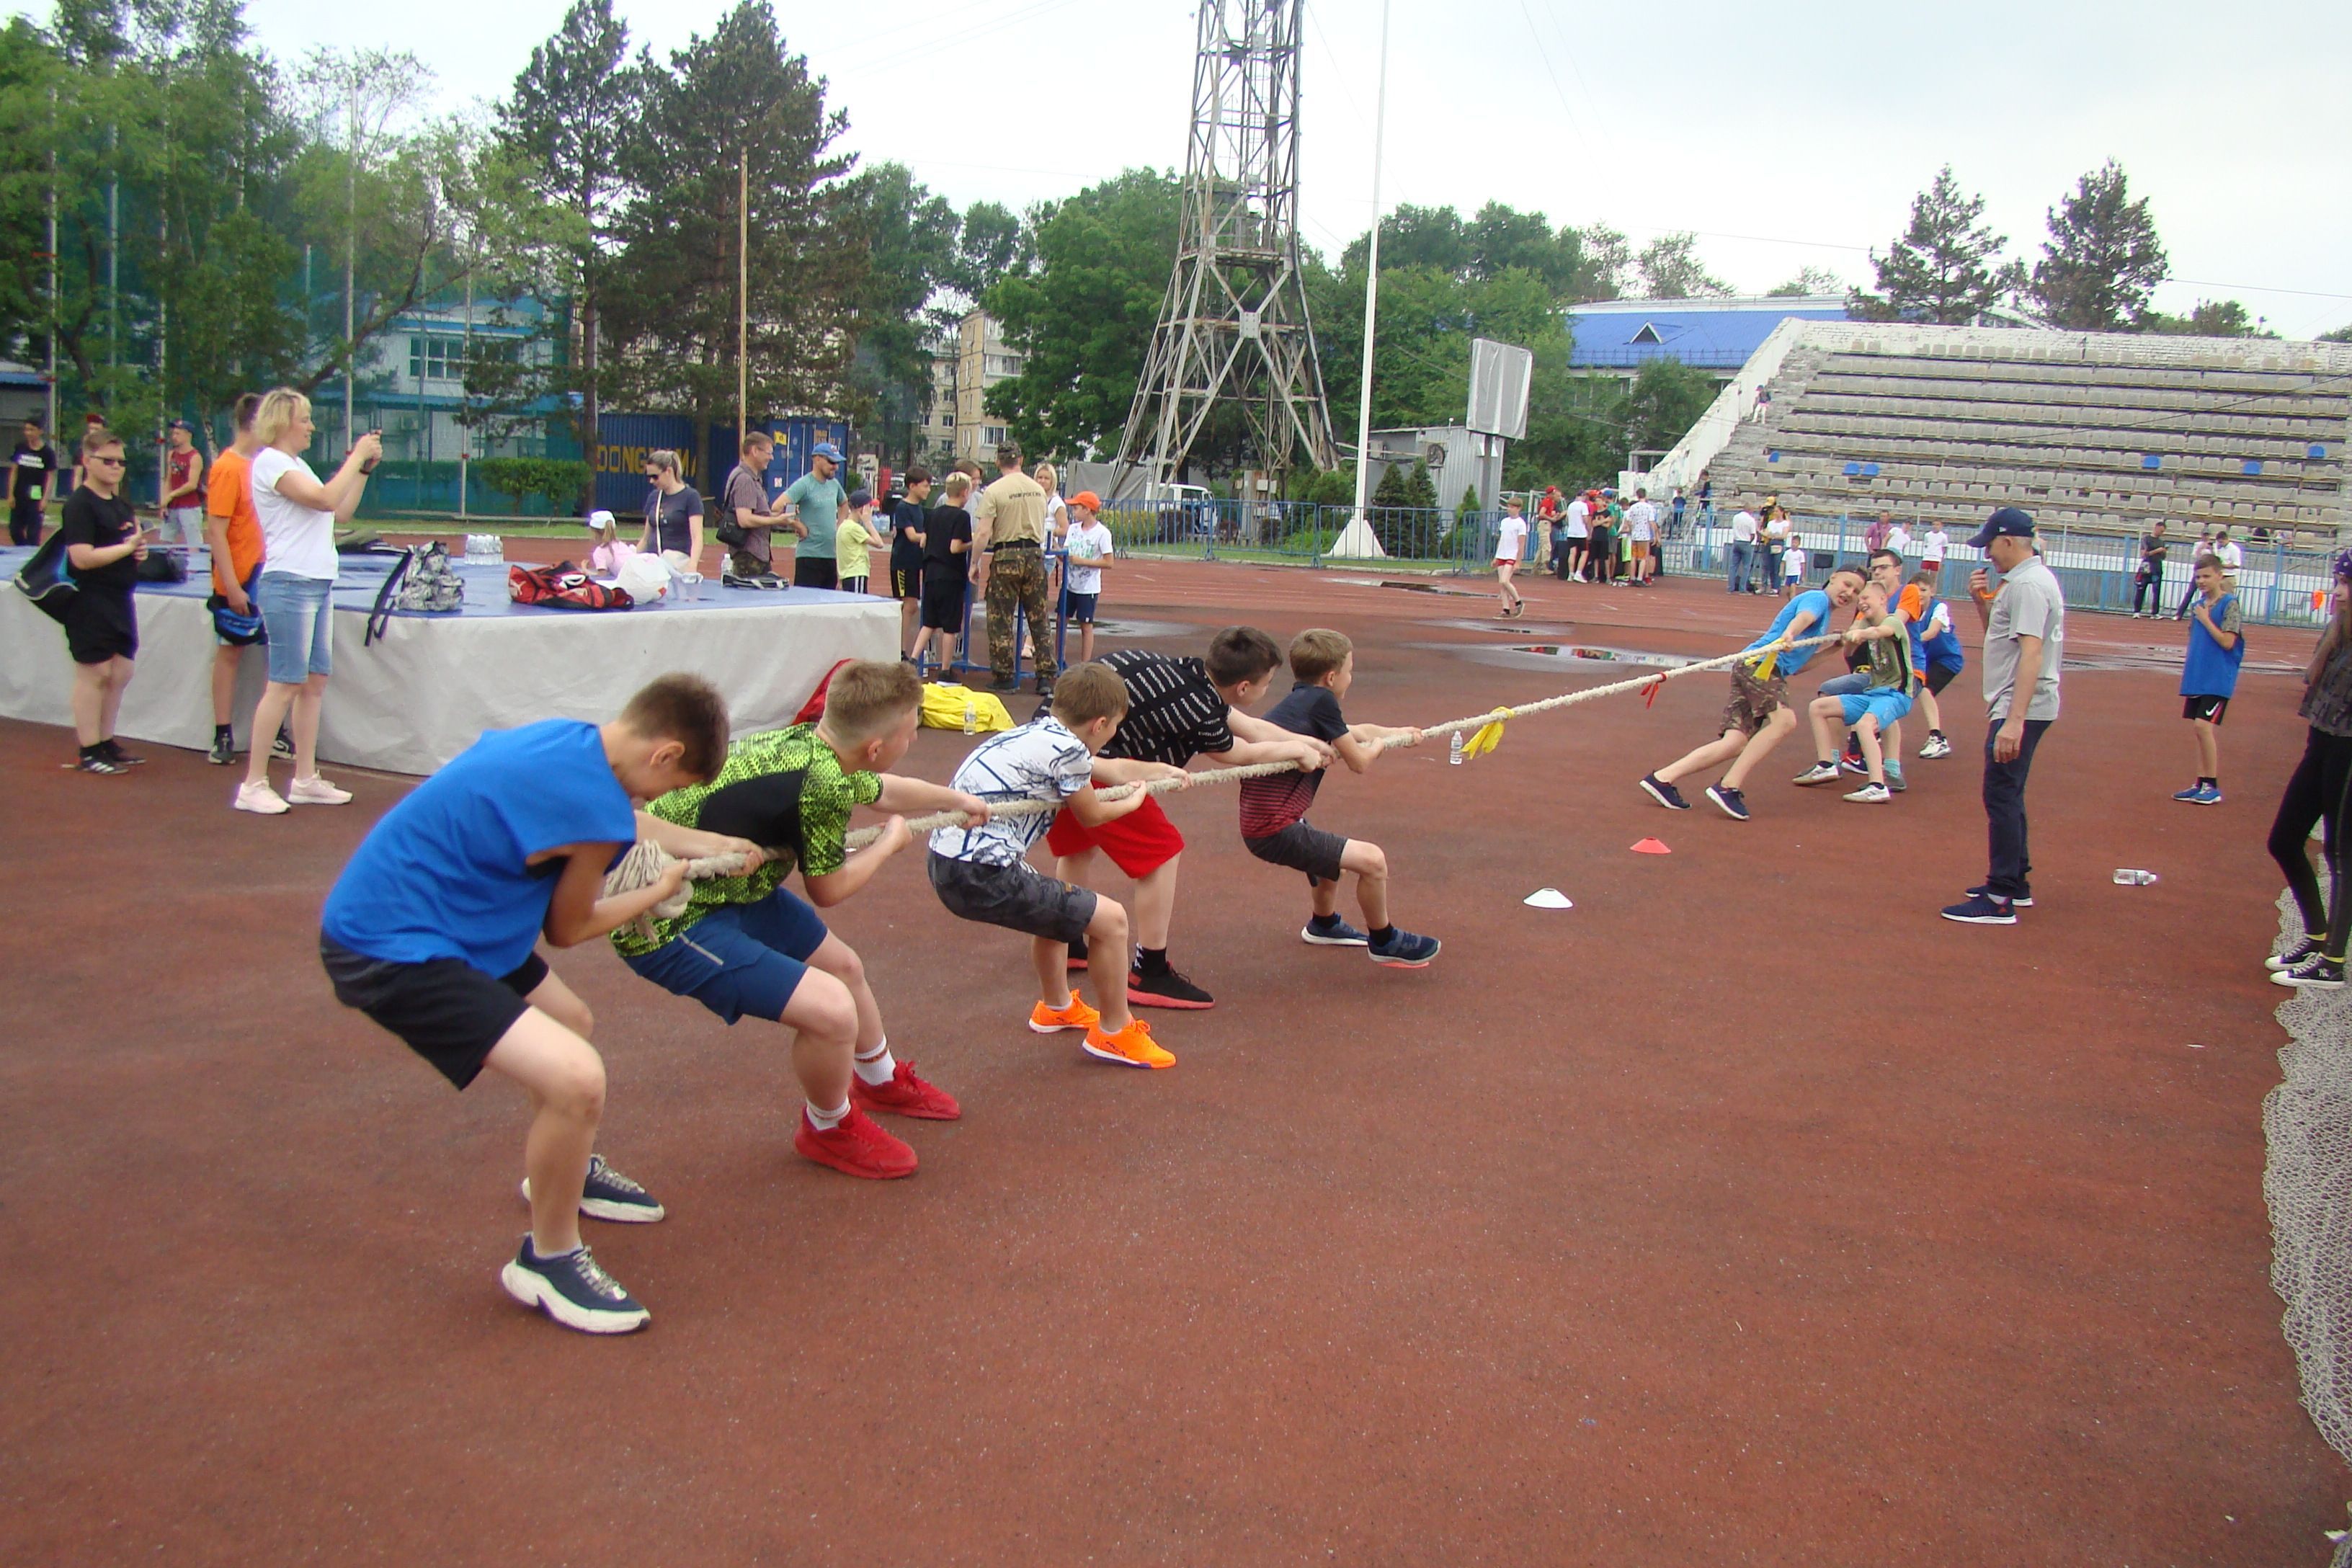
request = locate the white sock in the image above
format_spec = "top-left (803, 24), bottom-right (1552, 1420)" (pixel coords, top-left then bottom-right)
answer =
top-left (806, 1099), bottom-right (850, 1131)
top-left (852, 1040), bottom-right (897, 1086)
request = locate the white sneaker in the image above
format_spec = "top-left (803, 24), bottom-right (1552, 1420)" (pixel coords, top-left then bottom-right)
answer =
top-left (288, 775), bottom-right (354, 806)
top-left (234, 780), bottom-right (290, 815)
top-left (1918, 735), bottom-right (1953, 760)
top-left (1844, 782), bottom-right (1892, 803)
top-left (1792, 762), bottom-right (1842, 787)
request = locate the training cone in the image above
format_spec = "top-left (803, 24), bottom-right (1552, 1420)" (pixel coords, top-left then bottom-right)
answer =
top-left (1523, 887), bottom-right (1574, 909)
top-left (1630, 837), bottom-right (1672, 855)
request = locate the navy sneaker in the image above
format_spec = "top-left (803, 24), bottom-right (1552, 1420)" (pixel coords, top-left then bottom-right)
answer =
top-left (521, 1153), bottom-right (665, 1224)
top-left (1301, 915), bottom-right (1371, 946)
top-left (1639, 773), bottom-right (1690, 810)
top-left (100, 739), bottom-right (145, 767)
top-left (272, 727), bottom-right (295, 760)
top-left (1704, 783), bottom-right (1750, 821)
top-left (76, 751), bottom-right (128, 775)
top-left (2273, 955), bottom-right (2347, 990)
top-left (499, 1239), bottom-right (649, 1334)
top-left (1964, 883), bottom-right (2033, 908)
top-left (2270, 937), bottom-right (2327, 972)
top-left (1368, 929), bottom-right (1441, 968)
top-left (1941, 893), bottom-right (2017, 925)
top-left (207, 730), bottom-right (236, 766)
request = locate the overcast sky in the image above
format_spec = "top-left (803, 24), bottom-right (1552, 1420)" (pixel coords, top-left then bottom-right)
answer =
top-left (18, 0), bottom-right (2350, 336)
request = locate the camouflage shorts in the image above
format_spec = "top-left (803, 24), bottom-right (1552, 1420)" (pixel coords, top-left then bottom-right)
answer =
top-left (1719, 664), bottom-right (1788, 737)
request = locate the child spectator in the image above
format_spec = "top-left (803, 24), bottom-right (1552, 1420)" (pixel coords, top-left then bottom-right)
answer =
top-left (1639, 566), bottom-right (1866, 821)
top-left (2174, 556), bottom-right (2243, 805)
top-left (1238, 629), bottom-right (1438, 966)
top-left (1048, 632), bottom-right (1336, 1010)
top-left (835, 491), bottom-right (876, 594)
top-left (615, 661), bottom-right (984, 1177)
top-left (1781, 534), bottom-right (1807, 597)
top-left (55, 427), bottom-right (146, 773)
top-left (930, 661), bottom-right (1189, 1068)
top-left (888, 469), bottom-right (931, 656)
top-left (584, 509), bottom-right (636, 576)
top-left (1922, 522), bottom-right (1950, 587)
top-left (912, 471), bottom-right (974, 675)
top-left (320, 674), bottom-right (742, 1334)
top-left (1492, 496), bottom-right (1527, 617)
top-left (1061, 491), bottom-right (1115, 664)
top-left (204, 393), bottom-right (272, 766)
top-left (1794, 578), bottom-right (1914, 803)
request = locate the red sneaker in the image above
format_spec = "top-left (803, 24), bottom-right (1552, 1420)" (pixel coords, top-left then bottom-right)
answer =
top-left (848, 1059), bottom-right (962, 1121)
top-left (793, 1107), bottom-right (918, 1179)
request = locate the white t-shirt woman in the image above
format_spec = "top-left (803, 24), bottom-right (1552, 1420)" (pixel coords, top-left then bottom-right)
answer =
top-left (251, 446), bottom-right (341, 580)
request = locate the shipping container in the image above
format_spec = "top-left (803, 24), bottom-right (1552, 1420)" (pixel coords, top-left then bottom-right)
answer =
top-left (592, 413), bottom-right (705, 516)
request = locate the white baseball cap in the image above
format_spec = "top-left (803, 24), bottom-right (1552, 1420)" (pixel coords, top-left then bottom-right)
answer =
top-left (587, 509), bottom-right (616, 532)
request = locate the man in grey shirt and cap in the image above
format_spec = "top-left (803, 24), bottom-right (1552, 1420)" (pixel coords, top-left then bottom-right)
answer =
top-left (1943, 506), bottom-right (2063, 925)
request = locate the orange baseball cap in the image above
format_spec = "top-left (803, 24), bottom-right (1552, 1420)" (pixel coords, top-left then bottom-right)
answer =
top-left (1069, 491), bottom-right (1102, 511)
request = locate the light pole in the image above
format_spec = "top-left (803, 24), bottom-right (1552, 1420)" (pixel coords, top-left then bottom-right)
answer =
top-left (1348, 0), bottom-right (1391, 527)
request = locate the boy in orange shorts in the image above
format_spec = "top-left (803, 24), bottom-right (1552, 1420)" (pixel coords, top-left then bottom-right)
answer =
top-left (1048, 629), bottom-right (1335, 1009)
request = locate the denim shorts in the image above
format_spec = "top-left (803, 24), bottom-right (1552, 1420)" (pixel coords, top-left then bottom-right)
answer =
top-left (622, 888), bottom-right (831, 1025)
top-left (257, 571), bottom-right (334, 683)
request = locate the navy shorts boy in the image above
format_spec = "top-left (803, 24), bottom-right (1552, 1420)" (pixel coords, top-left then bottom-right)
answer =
top-left (1065, 591), bottom-right (1100, 625)
top-left (320, 720), bottom-right (637, 1086)
top-left (1237, 680), bottom-right (1350, 881)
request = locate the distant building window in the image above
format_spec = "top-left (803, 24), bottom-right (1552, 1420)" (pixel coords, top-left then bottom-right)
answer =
top-left (982, 426), bottom-right (1007, 446)
top-left (1629, 324), bottom-right (1663, 344)
top-left (985, 353), bottom-right (1023, 378)
top-left (409, 334), bottom-right (466, 383)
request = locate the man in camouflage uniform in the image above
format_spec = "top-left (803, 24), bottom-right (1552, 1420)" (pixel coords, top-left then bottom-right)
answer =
top-left (971, 442), bottom-right (1056, 695)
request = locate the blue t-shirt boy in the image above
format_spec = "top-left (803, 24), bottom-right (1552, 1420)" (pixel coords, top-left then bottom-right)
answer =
top-left (1744, 589), bottom-right (1835, 674)
top-left (322, 720), bottom-right (638, 976)
top-left (2181, 590), bottom-right (2245, 699)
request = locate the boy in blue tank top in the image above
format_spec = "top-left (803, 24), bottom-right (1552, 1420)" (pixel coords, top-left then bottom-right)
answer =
top-left (2175, 556), bottom-right (2244, 806)
top-left (321, 675), bottom-right (755, 1335)
top-left (1639, 565), bottom-right (1866, 821)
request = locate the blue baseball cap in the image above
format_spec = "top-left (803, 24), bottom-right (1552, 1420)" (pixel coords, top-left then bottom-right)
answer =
top-left (847, 489), bottom-right (873, 509)
top-left (167, 417), bottom-right (192, 432)
top-left (1967, 507), bottom-right (2035, 549)
top-left (811, 442), bottom-right (844, 462)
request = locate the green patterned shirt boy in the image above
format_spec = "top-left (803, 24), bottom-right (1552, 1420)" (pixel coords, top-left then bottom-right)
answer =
top-left (612, 723), bottom-right (881, 956)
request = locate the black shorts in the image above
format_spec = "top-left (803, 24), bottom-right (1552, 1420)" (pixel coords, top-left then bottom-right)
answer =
top-left (63, 589), bottom-right (138, 664)
top-left (839, 575), bottom-right (869, 595)
top-left (321, 934), bottom-right (550, 1090)
top-left (891, 564), bottom-right (921, 600)
top-left (2185, 694), bottom-right (2230, 725)
top-left (1066, 591), bottom-right (1099, 625)
top-left (1244, 821), bottom-right (1348, 883)
top-left (920, 569), bottom-right (968, 631)
top-left (927, 853), bottom-right (1097, 946)
top-left (794, 557), bottom-right (838, 591)
top-left (1925, 662), bottom-right (1961, 696)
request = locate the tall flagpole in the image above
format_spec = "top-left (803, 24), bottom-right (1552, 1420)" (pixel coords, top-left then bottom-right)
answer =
top-left (1349, 0), bottom-right (1391, 525)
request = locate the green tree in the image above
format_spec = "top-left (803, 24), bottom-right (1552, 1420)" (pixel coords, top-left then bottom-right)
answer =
top-left (2144, 299), bottom-right (2275, 339)
top-left (1575, 223), bottom-right (1631, 301)
top-left (496, 0), bottom-right (640, 461)
top-left (1848, 166), bottom-right (2021, 325)
top-left (2320, 325), bottom-right (2352, 344)
top-left (981, 167), bottom-right (1180, 460)
top-left (953, 199), bottom-right (1028, 298)
top-left (1636, 233), bottom-right (1728, 299)
top-left (1768, 265), bottom-right (1844, 298)
top-left (839, 161), bottom-right (963, 462)
top-left (1623, 356), bottom-right (1715, 455)
top-left (607, 0), bottom-right (864, 428)
top-left (2028, 161), bottom-right (2168, 331)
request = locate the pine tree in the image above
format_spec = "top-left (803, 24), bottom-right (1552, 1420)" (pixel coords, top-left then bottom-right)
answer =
top-left (1848, 166), bottom-right (2020, 325)
top-left (2028, 161), bottom-right (2168, 331)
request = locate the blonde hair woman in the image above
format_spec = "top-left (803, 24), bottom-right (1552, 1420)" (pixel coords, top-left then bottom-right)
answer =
top-left (234, 387), bottom-right (381, 816)
top-left (1034, 460), bottom-right (1067, 545)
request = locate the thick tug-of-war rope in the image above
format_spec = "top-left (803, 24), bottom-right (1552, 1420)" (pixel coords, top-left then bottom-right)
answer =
top-left (603, 628), bottom-right (1845, 925)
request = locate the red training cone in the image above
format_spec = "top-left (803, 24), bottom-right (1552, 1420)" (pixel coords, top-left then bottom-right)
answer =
top-left (1630, 837), bottom-right (1672, 855)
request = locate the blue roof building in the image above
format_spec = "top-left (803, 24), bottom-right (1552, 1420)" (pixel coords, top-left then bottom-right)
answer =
top-left (1565, 295), bottom-right (1851, 374)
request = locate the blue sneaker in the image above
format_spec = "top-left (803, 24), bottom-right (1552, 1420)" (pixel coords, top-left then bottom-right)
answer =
top-left (1301, 915), bottom-right (1370, 946)
top-left (2172, 784), bottom-right (2204, 803)
top-left (499, 1238), bottom-right (650, 1334)
top-left (1941, 893), bottom-right (2017, 925)
top-left (521, 1153), bottom-right (665, 1224)
top-left (1639, 772), bottom-right (1691, 810)
top-left (1704, 783), bottom-right (1750, 821)
top-left (1368, 929), bottom-right (1441, 968)
top-left (2191, 783), bottom-right (2223, 806)
top-left (1966, 883), bottom-right (2033, 908)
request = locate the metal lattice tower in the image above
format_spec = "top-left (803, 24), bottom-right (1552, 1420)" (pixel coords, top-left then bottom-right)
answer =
top-left (1117, 0), bottom-right (1337, 486)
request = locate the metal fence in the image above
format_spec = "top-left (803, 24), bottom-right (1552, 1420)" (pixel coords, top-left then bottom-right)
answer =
top-left (1099, 498), bottom-right (1492, 572)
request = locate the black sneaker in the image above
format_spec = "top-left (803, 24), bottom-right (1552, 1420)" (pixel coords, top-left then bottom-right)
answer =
top-left (1367, 928), bottom-right (1441, 967)
top-left (272, 728), bottom-right (295, 760)
top-left (2269, 937), bottom-right (2328, 972)
top-left (100, 739), bottom-right (144, 767)
top-left (1066, 934), bottom-right (1089, 972)
top-left (520, 1153), bottom-right (666, 1224)
top-left (76, 752), bottom-right (128, 775)
top-left (2273, 956), bottom-right (2347, 991)
top-left (1964, 883), bottom-right (2034, 909)
top-left (208, 731), bottom-right (236, 765)
top-left (499, 1238), bottom-right (650, 1334)
top-left (1128, 964), bottom-right (1215, 1010)
top-left (721, 569), bottom-right (756, 588)
top-left (1639, 772), bottom-right (1690, 811)
top-left (1302, 915), bottom-right (1370, 946)
top-left (1704, 783), bottom-right (1750, 821)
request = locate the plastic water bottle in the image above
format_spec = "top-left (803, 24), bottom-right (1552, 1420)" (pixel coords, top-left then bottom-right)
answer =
top-left (962, 700), bottom-right (977, 736)
top-left (2112, 869), bottom-right (2158, 886)
top-left (1448, 731), bottom-right (1465, 766)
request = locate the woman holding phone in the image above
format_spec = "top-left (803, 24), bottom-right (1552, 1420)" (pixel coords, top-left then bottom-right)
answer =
top-left (233, 388), bottom-right (380, 816)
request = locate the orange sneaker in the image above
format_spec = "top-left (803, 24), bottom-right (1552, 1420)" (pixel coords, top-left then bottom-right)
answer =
top-left (1082, 1017), bottom-right (1175, 1069)
top-left (1029, 995), bottom-right (1102, 1034)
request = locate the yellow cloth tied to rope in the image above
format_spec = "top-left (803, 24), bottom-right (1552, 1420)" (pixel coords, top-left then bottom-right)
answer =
top-left (1459, 707), bottom-right (1511, 759)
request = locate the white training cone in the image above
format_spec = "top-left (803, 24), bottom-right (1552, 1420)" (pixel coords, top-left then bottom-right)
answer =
top-left (1523, 888), bottom-right (1574, 909)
